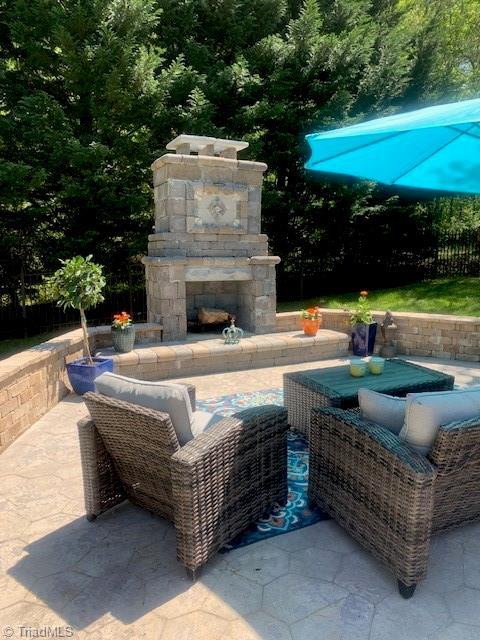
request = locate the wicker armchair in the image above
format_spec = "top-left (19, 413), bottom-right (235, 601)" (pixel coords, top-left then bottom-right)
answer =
top-left (78, 387), bottom-right (288, 577)
top-left (308, 407), bottom-right (480, 598)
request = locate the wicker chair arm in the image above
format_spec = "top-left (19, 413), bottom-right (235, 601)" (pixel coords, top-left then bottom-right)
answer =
top-left (317, 408), bottom-right (436, 474)
top-left (179, 384), bottom-right (196, 412)
top-left (170, 405), bottom-right (289, 572)
top-left (77, 417), bottom-right (126, 519)
top-left (309, 407), bottom-right (436, 587)
top-left (430, 415), bottom-right (480, 473)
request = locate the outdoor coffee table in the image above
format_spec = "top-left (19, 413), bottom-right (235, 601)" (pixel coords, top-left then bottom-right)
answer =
top-left (284, 358), bottom-right (455, 437)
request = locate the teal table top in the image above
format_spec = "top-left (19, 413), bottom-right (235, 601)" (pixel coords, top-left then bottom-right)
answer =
top-left (285, 359), bottom-right (455, 408)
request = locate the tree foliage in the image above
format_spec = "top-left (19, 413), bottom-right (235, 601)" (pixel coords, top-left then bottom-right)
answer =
top-left (1, 0), bottom-right (480, 294)
top-left (44, 254), bottom-right (105, 362)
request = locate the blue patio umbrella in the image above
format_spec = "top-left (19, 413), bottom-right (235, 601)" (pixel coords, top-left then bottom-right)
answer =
top-left (305, 98), bottom-right (480, 194)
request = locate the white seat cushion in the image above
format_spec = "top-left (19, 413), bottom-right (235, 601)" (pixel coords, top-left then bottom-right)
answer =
top-left (358, 388), bottom-right (406, 435)
top-left (95, 372), bottom-right (194, 446)
top-left (191, 411), bottom-right (224, 438)
top-left (400, 388), bottom-right (480, 455)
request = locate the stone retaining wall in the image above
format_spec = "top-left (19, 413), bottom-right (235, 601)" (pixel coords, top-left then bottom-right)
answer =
top-left (0, 333), bottom-right (83, 452)
top-left (108, 330), bottom-right (348, 381)
top-left (1, 310), bottom-right (479, 451)
top-left (277, 309), bottom-right (480, 361)
top-left (0, 323), bottom-right (163, 452)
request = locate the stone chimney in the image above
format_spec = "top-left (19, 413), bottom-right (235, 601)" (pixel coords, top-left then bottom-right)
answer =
top-left (142, 135), bottom-right (280, 341)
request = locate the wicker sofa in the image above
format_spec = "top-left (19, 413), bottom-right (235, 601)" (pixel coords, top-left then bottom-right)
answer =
top-left (78, 385), bottom-right (288, 577)
top-left (308, 406), bottom-right (480, 598)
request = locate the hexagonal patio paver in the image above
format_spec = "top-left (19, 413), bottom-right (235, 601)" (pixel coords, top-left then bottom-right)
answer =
top-left (224, 539), bottom-right (290, 585)
top-left (263, 573), bottom-right (346, 624)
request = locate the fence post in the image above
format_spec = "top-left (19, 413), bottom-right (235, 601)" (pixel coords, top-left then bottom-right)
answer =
top-left (20, 262), bottom-right (27, 338)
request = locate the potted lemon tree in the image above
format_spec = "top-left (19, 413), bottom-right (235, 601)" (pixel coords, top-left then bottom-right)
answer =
top-left (45, 255), bottom-right (113, 394)
top-left (351, 290), bottom-right (377, 356)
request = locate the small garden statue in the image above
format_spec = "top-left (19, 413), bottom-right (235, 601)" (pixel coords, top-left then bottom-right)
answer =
top-left (380, 310), bottom-right (397, 358)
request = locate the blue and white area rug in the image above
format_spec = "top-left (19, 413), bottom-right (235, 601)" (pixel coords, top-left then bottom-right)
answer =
top-left (196, 389), bottom-right (328, 550)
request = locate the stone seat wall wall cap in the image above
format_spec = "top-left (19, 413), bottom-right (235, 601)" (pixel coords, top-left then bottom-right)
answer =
top-left (268, 335), bottom-right (293, 348)
top-left (88, 323), bottom-right (163, 335)
top-left (254, 339), bottom-right (283, 352)
top-left (188, 343), bottom-right (212, 358)
top-left (249, 256), bottom-right (281, 265)
top-left (217, 341), bottom-right (244, 354)
top-left (114, 351), bottom-right (140, 365)
top-left (149, 346), bottom-right (177, 361)
top-left (169, 345), bottom-right (194, 359)
top-left (135, 349), bottom-right (158, 364)
top-left (277, 311), bottom-right (301, 320)
top-left (0, 327), bottom-right (82, 370)
top-left (281, 335), bottom-right (306, 347)
top-left (239, 339), bottom-right (259, 352)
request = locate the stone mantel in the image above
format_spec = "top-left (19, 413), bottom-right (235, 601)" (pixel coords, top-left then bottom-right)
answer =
top-left (185, 266), bottom-right (252, 282)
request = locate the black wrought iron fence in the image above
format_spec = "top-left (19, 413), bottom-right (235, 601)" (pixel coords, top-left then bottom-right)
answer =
top-left (276, 229), bottom-right (480, 300)
top-left (0, 267), bottom-right (147, 340)
top-left (0, 230), bottom-right (479, 340)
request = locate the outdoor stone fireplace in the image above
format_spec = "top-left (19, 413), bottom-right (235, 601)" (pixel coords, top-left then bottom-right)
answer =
top-left (142, 135), bottom-right (280, 341)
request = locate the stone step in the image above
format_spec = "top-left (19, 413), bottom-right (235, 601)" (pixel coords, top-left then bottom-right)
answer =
top-left (101, 329), bottom-right (349, 380)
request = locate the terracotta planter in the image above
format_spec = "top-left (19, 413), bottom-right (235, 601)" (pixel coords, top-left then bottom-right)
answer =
top-left (301, 318), bottom-right (321, 337)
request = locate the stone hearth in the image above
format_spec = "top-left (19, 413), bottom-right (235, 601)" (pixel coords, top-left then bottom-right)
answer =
top-left (142, 134), bottom-right (280, 341)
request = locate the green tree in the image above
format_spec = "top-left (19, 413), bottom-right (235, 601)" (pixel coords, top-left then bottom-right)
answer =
top-left (45, 255), bottom-right (106, 364)
top-left (2, 0), bottom-right (480, 315)
top-left (1, 0), bottom-right (174, 283)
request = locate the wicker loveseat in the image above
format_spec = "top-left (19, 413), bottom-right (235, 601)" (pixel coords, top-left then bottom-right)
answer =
top-left (78, 385), bottom-right (288, 577)
top-left (308, 406), bottom-right (480, 598)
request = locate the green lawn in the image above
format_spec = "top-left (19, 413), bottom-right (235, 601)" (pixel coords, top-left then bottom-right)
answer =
top-left (277, 277), bottom-right (480, 317)
top-left (0, 331), bottom-right (62, 361)
top-left (1, 277), bottom-right (478, 361)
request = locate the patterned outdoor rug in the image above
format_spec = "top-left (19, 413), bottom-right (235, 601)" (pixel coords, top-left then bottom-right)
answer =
top-left (196, 389), bottom-right (328, 551)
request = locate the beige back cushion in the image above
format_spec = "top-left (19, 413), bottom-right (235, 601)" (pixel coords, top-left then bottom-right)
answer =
top-left (400, 388), bottom-right (480, 455)
top-left (358, 388), bottom-right (406, 435)
top-left (95, 372), bottom-right (194, 446)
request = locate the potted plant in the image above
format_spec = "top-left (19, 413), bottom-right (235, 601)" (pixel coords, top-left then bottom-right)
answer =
top-left (351, 290), bottom-right (377, 356)
top-left (300, 307), bottom-right (322, 337)
top-left (45, 255), bottom-right (113, 394)
top-left (111, 311), bottom-right (135, 353)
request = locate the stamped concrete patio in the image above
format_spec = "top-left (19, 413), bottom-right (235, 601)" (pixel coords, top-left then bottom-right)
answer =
top-left (2, 356), bottom-right (480, 640)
